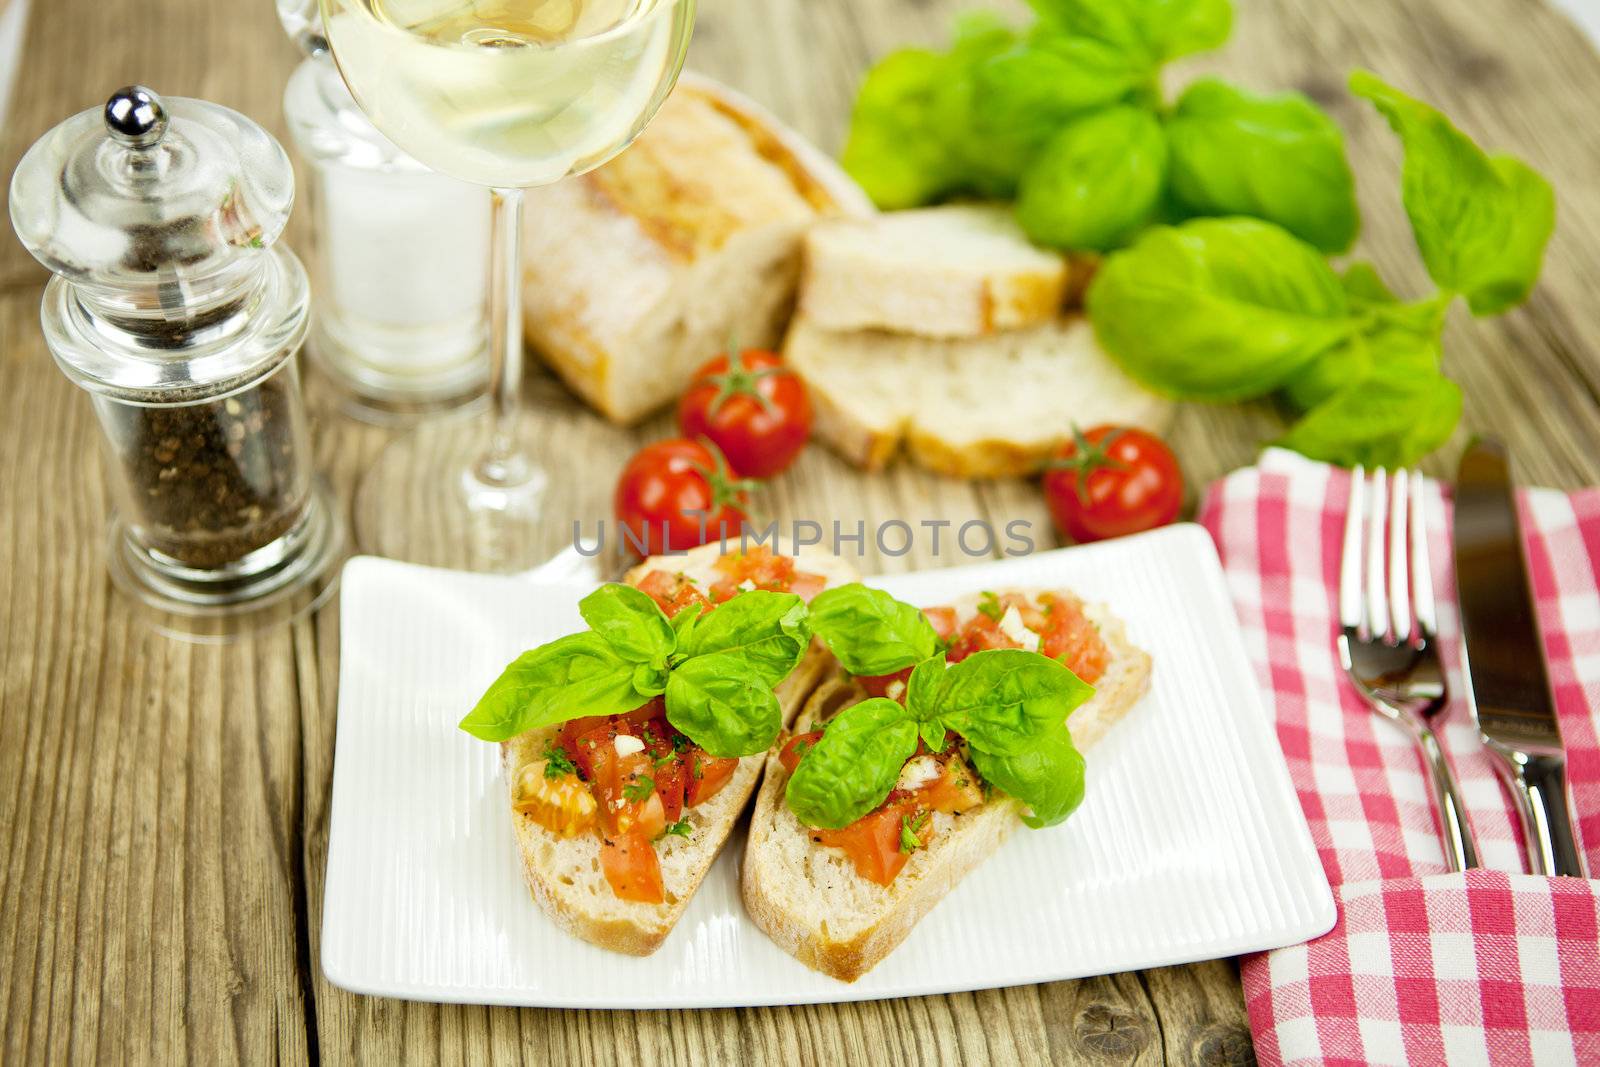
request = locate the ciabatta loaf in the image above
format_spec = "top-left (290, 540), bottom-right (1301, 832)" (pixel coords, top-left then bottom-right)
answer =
top-left (742, 592), bottom-right (1150, 981)
top-left (800, 204), bottom-right (1082, 338)
top-left (783, 313), bottom-right (1173, 478)
top-left (520, 73), bottom-right (873, 425)
top-left (501, 543), bottom-right (858, 955)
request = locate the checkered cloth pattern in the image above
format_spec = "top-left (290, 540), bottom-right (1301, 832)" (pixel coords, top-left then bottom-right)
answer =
top-left (1197, 449), bottom-right (1600, 1066)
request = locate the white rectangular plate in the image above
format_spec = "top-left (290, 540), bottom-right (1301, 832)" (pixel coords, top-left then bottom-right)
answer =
top-left (322, 524), bottom-right (1333, 1007)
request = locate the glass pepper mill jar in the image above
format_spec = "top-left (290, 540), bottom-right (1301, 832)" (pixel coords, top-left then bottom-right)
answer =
top-left (9, 86), bottom-right (343, 628)
top-left (278, 0), bottom-right (490, 423)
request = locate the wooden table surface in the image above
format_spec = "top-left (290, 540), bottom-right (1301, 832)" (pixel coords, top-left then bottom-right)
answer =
top-left (5, 0), bottom-right (1600, 1062)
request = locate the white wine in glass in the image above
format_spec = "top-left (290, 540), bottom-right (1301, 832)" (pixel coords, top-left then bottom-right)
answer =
top-left (319, 0), bottom-right (694, 569)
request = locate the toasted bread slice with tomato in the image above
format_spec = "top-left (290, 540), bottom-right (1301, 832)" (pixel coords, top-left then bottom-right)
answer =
top-left (500, 543), bottom-right (859, 955)
top-left (741, 591), bottom-right (1150, 981)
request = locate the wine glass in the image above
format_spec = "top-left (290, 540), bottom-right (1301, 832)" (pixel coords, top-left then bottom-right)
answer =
top-left (318, 0), bottom-right (695, 569)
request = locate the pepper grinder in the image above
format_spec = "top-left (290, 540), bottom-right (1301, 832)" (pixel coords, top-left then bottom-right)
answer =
top-left (9, 86), bottom-right (344, 633)
top-left (279, 0), bottom-right (491, 423)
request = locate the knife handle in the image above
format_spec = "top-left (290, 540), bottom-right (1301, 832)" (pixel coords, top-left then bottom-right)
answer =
top-left (1498, 752), bottom-right (1588, 878)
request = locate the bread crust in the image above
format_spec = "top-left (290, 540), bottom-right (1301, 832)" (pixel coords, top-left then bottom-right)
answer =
top-left (741, 591), bottom-right (1152, 981)
top-left (521, 72), bottom-right (871, 425)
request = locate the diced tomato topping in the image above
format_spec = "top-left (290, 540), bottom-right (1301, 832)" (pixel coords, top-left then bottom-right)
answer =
top-left (1036, 594), bottom-right (1108, 683)
top-left (788, 571), bottom-right (828, 601)
top-left (946, 611), bottom-right (1023, 663)
top-left (684, 750), bottom-right (739, 806)
top-left (557, 716), bottom-right (617, 781)
top-left (922, 605), bottom-right (959, 640)
top-left (920, 757), bottom-right (985, 814)
top-left (816, 796), bottom-right (931, 886)
top-left (601, 831), bottom-right (664, 903)
top-left (857, 665), bottom-right (913, 700)
top-left (707, 545), bottom-right (822, 602)
top-left (998, 592), bottom-right (1050, 633)
top-left (778, 730), bottom-right (825, 775)
top-left (938, 593), bottom-right (1107, 681)
top-left (636, 569), bottom-right (712, 618)
top-left (652, 756), bottom-right (687, 823)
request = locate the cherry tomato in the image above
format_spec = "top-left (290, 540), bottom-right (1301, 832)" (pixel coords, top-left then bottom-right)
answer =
top-left (678, 349), bottom-right (812, 478)
top-left (614, 439), bottom-right (752, 557)
top-left (1042, 426), bottom-right (1183, 544)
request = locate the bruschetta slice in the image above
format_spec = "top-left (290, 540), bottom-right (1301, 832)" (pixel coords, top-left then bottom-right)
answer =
top-left (742, 587), bottom-right (1150, 981)
top-left (493, 543), bottom-right (858, 955)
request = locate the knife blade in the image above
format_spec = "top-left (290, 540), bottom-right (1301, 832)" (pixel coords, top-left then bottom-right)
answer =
top-left (1454, 438), bottom-right (1587, 877)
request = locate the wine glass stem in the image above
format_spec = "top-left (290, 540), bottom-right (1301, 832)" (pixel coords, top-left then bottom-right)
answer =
top-left (479, 185), bottom-right (528, 488)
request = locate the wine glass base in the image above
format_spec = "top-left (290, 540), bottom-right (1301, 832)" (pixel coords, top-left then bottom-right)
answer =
top-left (354, 417), bottom-right (556, 572)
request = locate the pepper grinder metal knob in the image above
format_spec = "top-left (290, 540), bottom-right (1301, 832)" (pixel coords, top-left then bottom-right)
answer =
top-left (104, 86), bottom-right (168, 148)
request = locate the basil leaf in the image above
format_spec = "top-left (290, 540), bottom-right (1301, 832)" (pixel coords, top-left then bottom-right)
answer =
top-left (905, 654), bottom-right (949, 719)
top-left (668, 601), bottom-right (703, 646)
top-left (679, 590), bottom-right (809, 688)
top-left (1339, 261), bottom-right (1401, 309)
top-left (664, 653), bottom-right (784, 757)
top-left (1030, 0), bottom-right (1231, 66)
top-left (578, 583), bottom-right (675, 668)
top-left (459, 632), bottom-right (647, 742)
top-left (784, 698), bottom-right (919, 829)
top-left (1086, 218), bottom-right (1353, 401)
top-left (1166, 78), bottom-right (1358, 254)
top-left (1283, 262), bottom-right (1448, 414)
top-left (1350, 70), bottom-right (1554, 315)
top-left (1278, 358), bottom-right (1462, 469)
top-left (1016, 106), bottom-right (1167, 252)
top-left (969, 725), bottom-right (1087, 828)
top-left (921, 17), bottom-right (1024, 198)
top-left (935, 649), bottom-right (1096, 756)
top-left (952, 30), bottom-right (1145, 196)
top-left (841, 49), bottom-right (959, 209)
top-left (808, 584), bottom-right (941, 677)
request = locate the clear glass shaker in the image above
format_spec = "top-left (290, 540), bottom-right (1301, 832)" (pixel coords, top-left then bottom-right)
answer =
top-left (279, 0), bottom-right (491, 423)
top-left (8, 86), bottom-right (343, 629)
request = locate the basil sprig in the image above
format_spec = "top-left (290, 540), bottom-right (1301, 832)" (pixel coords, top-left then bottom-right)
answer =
top-left (786, 649), bottom-right (1094, 831)
top-left (843, 0), bottom-right (1557, 471)
top-left (459, 585), bottom-right (810, 758)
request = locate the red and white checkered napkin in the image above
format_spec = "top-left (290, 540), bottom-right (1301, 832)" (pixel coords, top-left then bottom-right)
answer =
top-left (1197, 449), bottom-right (1600, 1066)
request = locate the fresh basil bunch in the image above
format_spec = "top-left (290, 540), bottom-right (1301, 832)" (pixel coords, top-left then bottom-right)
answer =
top-left (458, 584), bottom-right (810, 758)
top-left (794, 584), bottom-right (1093, 830)
top-left (1089, 71), bottom-right (1554, 467)
top-left (786, 652), bottom-right (1092, 830)
top-left (842, 0), bottom-right (1358, 256)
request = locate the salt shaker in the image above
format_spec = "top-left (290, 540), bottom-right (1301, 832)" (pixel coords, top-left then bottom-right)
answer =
top-left (279, 1), bottom-right (491, 422)
top-left (9, 86), bottom-right (343, 626)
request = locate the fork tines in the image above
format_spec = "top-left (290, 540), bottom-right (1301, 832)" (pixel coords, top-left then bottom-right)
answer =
top-left (1340, 466), bottom-right (1437, 646)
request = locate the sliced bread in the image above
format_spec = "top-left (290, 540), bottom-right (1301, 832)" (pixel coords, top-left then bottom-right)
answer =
top-left (520, 72), bottom-right (873, 425)
top-left (783, 313), bottom-right (1174, 478)
top-left (500, 542), bottom-right (860, 955)
top-left (742, 593), bottom-right (1151, 981)
top-left (799, 204), bottom-right (1079, 338)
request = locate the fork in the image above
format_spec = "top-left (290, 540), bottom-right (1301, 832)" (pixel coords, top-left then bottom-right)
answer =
top-left (1338, 466), bottom-right (1480, 872)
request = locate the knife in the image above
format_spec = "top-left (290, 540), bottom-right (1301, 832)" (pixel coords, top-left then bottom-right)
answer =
top-left (1454, 439), bottom-right (1587, 877)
